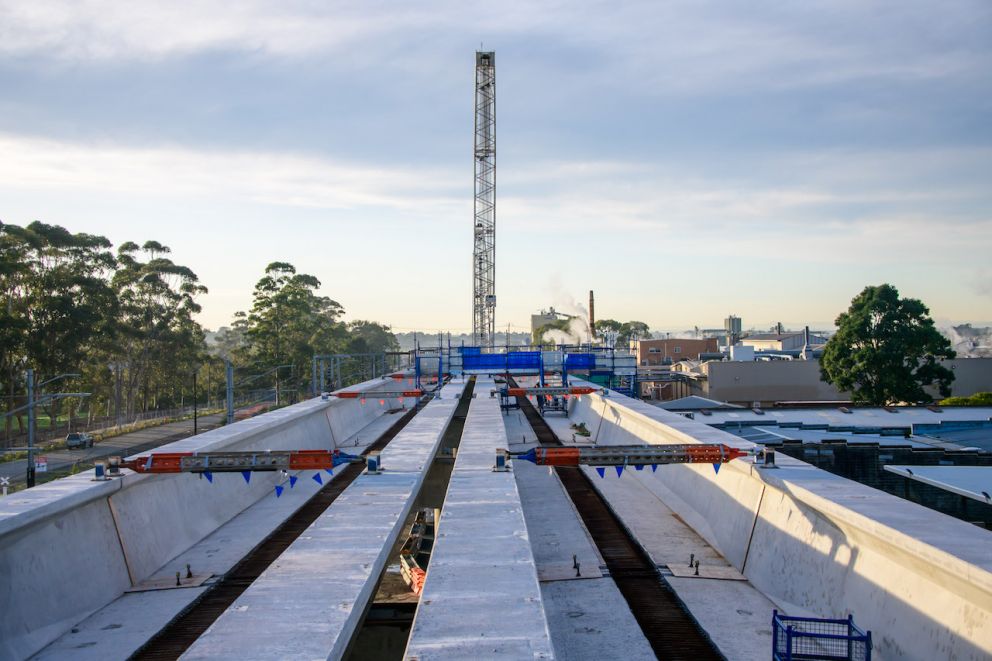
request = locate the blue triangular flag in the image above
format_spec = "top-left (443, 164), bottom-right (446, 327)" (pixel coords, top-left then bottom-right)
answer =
top-left (651, 464), bottom-right (658, 472)
top-left (595, 467), bottom-right (606, 478)
top-left (275, 485), bottom-right (284, 498)
top-left (312, 472), bottom-right (323, 485)
top-left (203, 471), bottom-right (213, 483)
top-left (241, 470), bottom-right (251, 484)
top-left (615, 465), bottom-right (624, 477)
top-left (635, 464), bottom-right (644, 471)
top-left (712, 463), bottom-right (721, 475)
top-left (325, 468), bottom-right (334, 476)
top-left (289, 475), bottom-right (298, 488)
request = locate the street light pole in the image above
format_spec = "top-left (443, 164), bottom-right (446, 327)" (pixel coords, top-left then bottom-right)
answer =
top-left (193, 370), bottom-right (198, 436)
top-left (26, 368), bottom-right (35, 488)
top-left (225, 360), bottom-right (234, 425)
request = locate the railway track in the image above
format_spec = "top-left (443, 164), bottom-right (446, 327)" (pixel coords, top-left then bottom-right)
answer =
top-left (509, 377), bottom-right (723, 661)
top-left (130, 400), bottom-right (427, 660)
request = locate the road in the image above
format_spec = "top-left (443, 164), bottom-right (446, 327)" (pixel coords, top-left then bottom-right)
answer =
top-left (0, 412), bottom-right (227, 486)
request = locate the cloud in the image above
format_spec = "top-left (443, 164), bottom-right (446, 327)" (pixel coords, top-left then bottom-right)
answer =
top-left (2, 1), bottom-right (988, 98)
top-left (0, 132), bottom-right (464, 215)
top-left (2, 132), bottom-right (989, 258)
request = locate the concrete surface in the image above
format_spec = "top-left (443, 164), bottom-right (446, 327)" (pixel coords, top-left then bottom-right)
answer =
top-left (180, 381), bottom-right (466, 660)
top-left (0, 377), bottom-right (402, 661)
top-left (566, 380), bottom-right (992, 661)
top-left (404, 378), bottom-right (554, 659)
top-left (31, 411), bottom-right (411, 660)
top-left (506, 411), bottom-right (655, 661)
top-left (586, 464), bottom-right (778, 660)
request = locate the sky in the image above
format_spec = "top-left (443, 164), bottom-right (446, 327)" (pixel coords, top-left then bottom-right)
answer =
top-left (1, 0), bottom-right (990, 334)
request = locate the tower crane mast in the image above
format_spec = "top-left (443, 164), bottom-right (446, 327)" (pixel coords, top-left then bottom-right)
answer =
top-left (473, 51), bottom-right (496, 348)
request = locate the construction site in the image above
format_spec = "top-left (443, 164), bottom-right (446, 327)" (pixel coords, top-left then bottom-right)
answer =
top-left (1, 51), bottom-right (991, 661)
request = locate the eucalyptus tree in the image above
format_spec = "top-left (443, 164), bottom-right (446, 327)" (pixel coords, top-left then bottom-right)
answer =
top-left (239, 262), bottom-right (348, 395)
top-left (113, 241), bottom-right (208, 412)
top-left (0, 221), bottom-right (117, 425)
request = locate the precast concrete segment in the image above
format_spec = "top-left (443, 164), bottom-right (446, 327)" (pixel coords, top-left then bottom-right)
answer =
top-left (34, 472), bottom-right (328, 660)
top-left (0, 377), bottom-right (397, 661)
top-left (180, 380), bottom-right (468, 661)
top-left (566, 379), bottom-right (992, 661)
top-left (404, 378), bottom-right (555, 660)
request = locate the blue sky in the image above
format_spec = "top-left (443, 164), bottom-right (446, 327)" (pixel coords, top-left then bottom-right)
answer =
top-left (1, 1), bottom-right (990, 333)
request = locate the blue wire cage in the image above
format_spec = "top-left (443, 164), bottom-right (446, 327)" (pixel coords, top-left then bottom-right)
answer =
top-left (772, 611), bottom-right (872, 661)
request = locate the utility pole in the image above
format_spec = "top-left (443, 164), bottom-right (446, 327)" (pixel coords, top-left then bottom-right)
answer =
top-left (192, 370), bottom-right (198, 435)
top-left (225, 360), bottom-right (234, 425)
top-left (472, 51), bottom-right (496, 349)
top-left (26, 368), bottom-right (35, 488)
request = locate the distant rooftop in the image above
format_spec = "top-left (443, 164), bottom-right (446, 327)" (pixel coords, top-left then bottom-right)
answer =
top-left (653, 396), bottom-right (741, 411)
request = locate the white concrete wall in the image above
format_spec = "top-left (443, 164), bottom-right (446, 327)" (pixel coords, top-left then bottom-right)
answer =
top-left (566, 383), bottom-right (992, 661)
top-left (0, 377), bottom-right (402, 661)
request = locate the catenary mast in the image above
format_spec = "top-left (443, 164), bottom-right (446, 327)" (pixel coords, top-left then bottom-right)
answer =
top-left (473, 51), bottom-right (496, 348)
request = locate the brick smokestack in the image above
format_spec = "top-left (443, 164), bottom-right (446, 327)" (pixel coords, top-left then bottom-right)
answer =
top-left (589, 290), bottom-right (596, 340)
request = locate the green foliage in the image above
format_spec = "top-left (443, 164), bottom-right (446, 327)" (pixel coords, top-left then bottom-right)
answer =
top-left (593, 319), bottom-right (650, 346)
top-left (111, 240), bottom-right (208, 414)
top-left (1, 220), bottom-right (400, 423)
top-left (940, 392), bottom-right (992, 407)
top-left (820, 284), bottom-right (955, 405)
top-left (235, 263), bottom-right (399, 390)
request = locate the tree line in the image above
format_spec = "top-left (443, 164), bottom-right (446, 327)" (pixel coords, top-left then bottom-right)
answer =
top-left (0, 221), bottom-right (398, 437)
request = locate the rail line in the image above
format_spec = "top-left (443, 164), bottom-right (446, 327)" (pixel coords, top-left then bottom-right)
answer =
top-left (130, 399), bottom-right (427, 660)
top-left (508, 377), bottom-right (723, 661)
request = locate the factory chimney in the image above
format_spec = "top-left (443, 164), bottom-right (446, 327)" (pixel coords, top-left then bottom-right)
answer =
top-left (589, 290), bottom-right (596, 340)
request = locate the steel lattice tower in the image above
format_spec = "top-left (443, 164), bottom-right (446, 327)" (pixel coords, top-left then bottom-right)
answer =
top-left (473, 51), bottom-right (496, 348)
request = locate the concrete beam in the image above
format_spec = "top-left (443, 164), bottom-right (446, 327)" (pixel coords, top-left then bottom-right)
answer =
top-left (566, 380), bottom-right (992, 660)
top-left (181, 381), bottom-right (468, 660)
top-left (405, 378), bottom-right (554, 659)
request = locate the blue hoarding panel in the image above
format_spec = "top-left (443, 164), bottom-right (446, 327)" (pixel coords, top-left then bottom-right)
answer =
top-left (565, 353), bottom-right (596, 369)
top-left (506, 351), bottom-right (542, 369)
top-left (463, 354), bottom-right (507, 371)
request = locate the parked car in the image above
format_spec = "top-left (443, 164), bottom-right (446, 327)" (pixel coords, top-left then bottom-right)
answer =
top-left (65, 432), bottom-right (94, 449)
